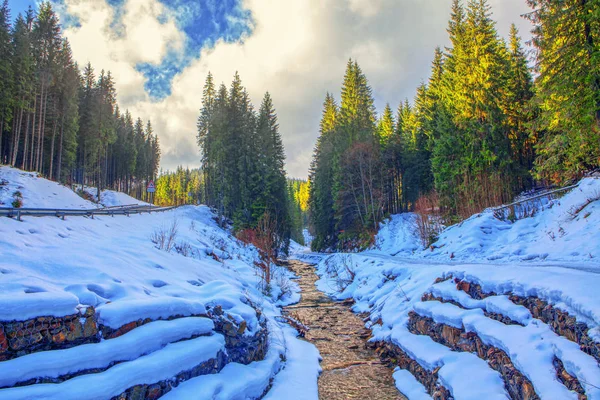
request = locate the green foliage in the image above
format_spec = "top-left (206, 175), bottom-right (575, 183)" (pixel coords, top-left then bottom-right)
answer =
top-left (287, 178), bottom-right (309, 245)
top-left (309, 61), bottom-right (385, 251)
top-left (526, 0), bottom-right (600, 183)
top-left (154, 167), bottom-right (203, 206)
top-left (198, 73), bottom-right (291, 255)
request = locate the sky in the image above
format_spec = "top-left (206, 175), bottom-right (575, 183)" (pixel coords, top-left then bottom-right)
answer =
top-left (7, 0), bottom-right (533, 179)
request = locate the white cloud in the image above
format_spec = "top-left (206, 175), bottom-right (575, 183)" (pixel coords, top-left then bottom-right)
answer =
top-left (59, 0), bottom-right (533, 178)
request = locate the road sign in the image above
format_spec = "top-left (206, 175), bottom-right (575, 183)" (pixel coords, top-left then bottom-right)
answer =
top-left (147, 181), bottom-right (156, 193)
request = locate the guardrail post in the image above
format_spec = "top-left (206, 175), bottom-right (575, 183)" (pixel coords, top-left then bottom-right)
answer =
top-left (17, 211), bottom-right (21, 222)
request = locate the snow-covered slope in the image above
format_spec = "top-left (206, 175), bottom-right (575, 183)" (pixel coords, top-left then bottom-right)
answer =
top-left (374, 177), bottom-right (600, 263)
top-left (0, 166), bottom-right (98, 209)
top-left (83, 186), bottom-right (151, 207)
top-left (0, 168), bottom-right (320, 399)
top-left (375, 213), bottom-right (421, 256)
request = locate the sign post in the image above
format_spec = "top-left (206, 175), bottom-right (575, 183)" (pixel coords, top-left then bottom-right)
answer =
top-left (147, 180), bottom-right (156, 204)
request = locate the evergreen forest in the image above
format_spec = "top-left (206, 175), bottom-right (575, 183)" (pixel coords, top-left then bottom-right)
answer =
top-left (308, 0), bottom-right (599, 251)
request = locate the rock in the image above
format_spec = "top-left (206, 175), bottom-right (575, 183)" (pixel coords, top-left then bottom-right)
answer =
top-left (0, 325), bottom-right (7, 353)
top-left (237, 320), bottom-right (247, 335)
top-left (52, 331), bottom-right (66, 344)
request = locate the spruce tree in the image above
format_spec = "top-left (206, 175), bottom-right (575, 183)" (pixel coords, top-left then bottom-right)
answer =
top-left (0, 0), bottom-right (12, 162)
top-left (308, 93), bottom-right (338, 250)
top-left (527, 0), bottom-right (600, 182)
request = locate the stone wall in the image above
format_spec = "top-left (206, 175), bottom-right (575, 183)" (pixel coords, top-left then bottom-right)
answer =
top-left (211, 305), bottom-right (268, 365)
top-left (421, 293), bottom-right (523, 326)
top-left (408, 310), bottom-right (544, 400)
top-left (112, 351), bottom-right (228, 400)
top-left (451, 277), bottom-right (600, 364)
top-left (0, 304), bottom-right (269, 399)
top-left (0, 307), bottom-right (98, 361)
top-left (372, 340), bottom-right (453, 400)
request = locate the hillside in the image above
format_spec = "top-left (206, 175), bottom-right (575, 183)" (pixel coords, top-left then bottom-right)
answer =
top-left (374, 176), bottom-right (600, 263)
top-left (0, 166), bottom-right (149, 209)
top-left (0, 167), bottom-right (320, 399)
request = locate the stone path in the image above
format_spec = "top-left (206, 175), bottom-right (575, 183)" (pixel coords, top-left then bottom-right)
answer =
top-left (283, 260), bottom-right (406, 400)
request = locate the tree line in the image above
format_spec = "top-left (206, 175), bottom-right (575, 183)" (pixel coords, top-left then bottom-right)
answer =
top-left (288, 178), bottom-right (309, 246)
top-left (197, 73), bottom-right (291, 254)
top-left (309, 0), bottom-right (599, 251)
top-left (154, 167), bottom-right (204, 206)
top-left (0, 1), bottom-right (161, 200)
top-left (151, 165), bottom-right (309, 249)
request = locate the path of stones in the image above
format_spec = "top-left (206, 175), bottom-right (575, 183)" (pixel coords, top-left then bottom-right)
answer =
top-left (283, 260), bottom-right (407, 400)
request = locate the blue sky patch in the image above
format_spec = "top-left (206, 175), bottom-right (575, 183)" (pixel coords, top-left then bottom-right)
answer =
top-left (136, 0), bottom-right (254, 100)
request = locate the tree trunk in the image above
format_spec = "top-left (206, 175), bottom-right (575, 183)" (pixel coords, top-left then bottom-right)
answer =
top-left (11, 106), bottom-right (24, 166)
top-left (56, 115), bottom-right (64, 181)
top-left (49, 118), bottom-right (57, 179)
top-left (97, 149), bottom-right (101, 203)
top-left (39, 90), bottom-right (49, 174)
top-left (22, 110), bottom-right (31, 170)
top-left (0, 118), bottom-right (4, 164)
top-left (30, 95), bottom-right (37, 171)
top-left (35, 85), bottom-right (44, 172)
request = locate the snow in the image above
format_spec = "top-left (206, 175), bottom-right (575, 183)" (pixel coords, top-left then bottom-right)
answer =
top-left (263, 323), bottom-right (322, 400)
top-left (428, 279), bottom-right (532, 325)
top-left (0, 166), bottom-right (98, 209)
top-left (0, 167), bottom-right (320, 399)
top-left (4, 166), bottom-right (600, 399)
top-left (163, 321), bottom-right (321, 400)
top-left (83, 186), bottom-right (150, 208)
top-left (393, 368), bottom-right (431, 400)
top-left (375, 213), bottom-right (421, 256)
top-left (389, 325), bottom-right (508, 399)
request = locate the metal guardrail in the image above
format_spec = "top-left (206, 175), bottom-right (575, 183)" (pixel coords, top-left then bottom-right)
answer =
top-left (493, 184), bottom-right (579, 221)
top-left (0, 204), bottom-right (180, 221)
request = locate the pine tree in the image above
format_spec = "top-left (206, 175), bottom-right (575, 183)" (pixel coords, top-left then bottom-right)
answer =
top-left (527, 0), bottom-right (600, 182)
top-left (0, 1), bottom-right (161, 200)
top-left (502, 24), bottom-right (535, 186)
top-left (0, 0), bottom-right (13, 162)
top-left (309, 93), bottom-right (338, 250)
top-left (53, 39), bottom-right (79, 181)
top-left (377, 104), bottom-right (395, 145)
top-left (197, 73), bottom-right (291, 253)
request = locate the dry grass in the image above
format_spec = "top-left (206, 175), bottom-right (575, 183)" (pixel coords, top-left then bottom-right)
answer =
top-left (151, 219), bottom-right (179, 252)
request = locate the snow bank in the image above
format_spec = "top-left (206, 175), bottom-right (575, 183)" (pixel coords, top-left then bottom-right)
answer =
top-left (374, 177), bottom-right (600, 263)
top-left (375, 213), bottom-right (421, 256)
top-left (1, 335), bottom-right (225, 400)
top-left (0, 317), bottom-right (214, 388)
top-left (83, 186), bottom-right (150, 207)
top-left (0, 166), bottom-right (97, 209)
